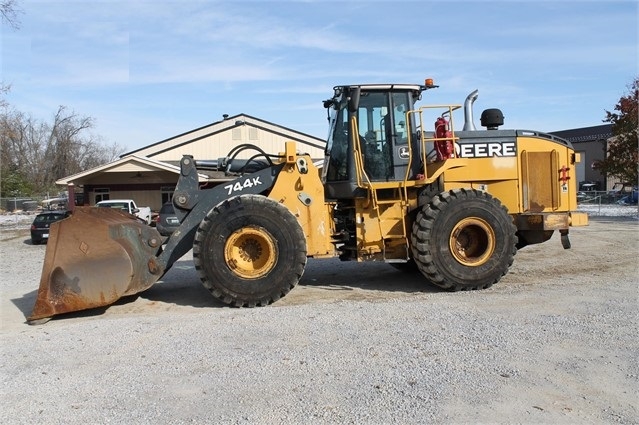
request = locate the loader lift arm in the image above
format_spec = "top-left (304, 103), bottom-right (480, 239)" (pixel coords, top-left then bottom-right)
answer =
top-left (154, 155), bottom-right (286, 274)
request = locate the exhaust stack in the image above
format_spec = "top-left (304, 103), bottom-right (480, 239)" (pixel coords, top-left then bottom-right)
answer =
top-left (463, 89), bottom-right (479, 131)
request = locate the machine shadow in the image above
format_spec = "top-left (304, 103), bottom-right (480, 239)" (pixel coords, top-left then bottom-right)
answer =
top-left (140, 256), bottom-right (438, 307)
top-left (300, 257), bottom-right (439, 294)
top-left (13, 255), bottom-right (440, 323)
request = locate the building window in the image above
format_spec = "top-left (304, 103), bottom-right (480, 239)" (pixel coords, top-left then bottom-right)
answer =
top-left (249, 127), bottom-right (258, 140)
top-left (232, 128), bottom-right (242, 140)
top-left (94, 188), bottom-right (110, 203)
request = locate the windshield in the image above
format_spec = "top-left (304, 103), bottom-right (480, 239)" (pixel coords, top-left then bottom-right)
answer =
top-left (324, 88), bottom-right (413, 182)
top-left (98, 202), bottom-right (128, 210)
top-left (34, 214), bottom-right (65, 223)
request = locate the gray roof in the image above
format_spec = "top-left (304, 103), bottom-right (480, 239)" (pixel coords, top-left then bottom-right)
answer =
top-left (550, 124), bottom-right (612, 143)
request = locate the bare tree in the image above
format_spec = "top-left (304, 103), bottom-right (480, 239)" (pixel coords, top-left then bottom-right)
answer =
top-left (1, 0), bottom-right (22, 29)
top-left (48, 106), bottom-right (95, 179)
top-left (1, 106), bottom-right (125, 196)
top-left (0, 84), bottom-right (10, 109)
top-left (1, 1), bottom-right (22, 108)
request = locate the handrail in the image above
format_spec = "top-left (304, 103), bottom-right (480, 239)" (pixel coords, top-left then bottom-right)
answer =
top-left (350, 116), bottom-right (372, 190)
top-left (406, 104), bottom-right (462, 181)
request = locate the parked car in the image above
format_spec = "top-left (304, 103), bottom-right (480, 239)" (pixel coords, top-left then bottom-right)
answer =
top-left (95, 199), bottom-right (152, 225)
top-left (606, 183), bottom-right (638, 204)
top-left (156, 202), bottom-right (180, 236)
top-left (617, 189), bottom-right (638, 205)
top-left (30, 211), bottom-right (71, 244)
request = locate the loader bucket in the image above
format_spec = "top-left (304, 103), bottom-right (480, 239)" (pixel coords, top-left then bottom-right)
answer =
top-left (28, 207), bottom-right (164, 322)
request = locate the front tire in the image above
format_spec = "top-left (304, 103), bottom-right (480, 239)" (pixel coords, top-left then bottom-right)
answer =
top-left (193, 195), bottom-right (307, 307)
top-left (411, 189), bottom-right (517, 291)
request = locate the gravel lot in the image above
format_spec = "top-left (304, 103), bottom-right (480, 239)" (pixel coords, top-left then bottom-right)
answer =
top-left (1, 208), bottom-right (637, 424)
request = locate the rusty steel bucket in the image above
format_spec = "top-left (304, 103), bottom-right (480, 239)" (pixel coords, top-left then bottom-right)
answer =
top-left (28, 207), bottom-right (164, 323)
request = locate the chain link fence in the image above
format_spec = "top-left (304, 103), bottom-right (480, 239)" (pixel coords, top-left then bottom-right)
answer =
top-left (577, 190), bottom-right (638, 217)
top-left (577, 190), bottom-right (637, 205)
top-left (0, 196), bottom-right (69, 213)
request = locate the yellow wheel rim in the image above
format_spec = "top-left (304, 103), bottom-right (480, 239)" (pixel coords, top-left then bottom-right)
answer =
top-left (224, 226), bottom-right (278, 279)
top-left (449, 217), bottom-right (495, 266)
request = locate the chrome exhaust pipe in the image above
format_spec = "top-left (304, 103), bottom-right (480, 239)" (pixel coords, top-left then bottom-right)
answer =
top-left (463, 89), bottom-right (479, 131)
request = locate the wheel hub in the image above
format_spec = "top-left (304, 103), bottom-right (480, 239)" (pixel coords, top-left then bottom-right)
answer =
top-left (449, 217), bottom-right (495, 266)
top-left (238, 238), bottom-right (262, 262)
top-left (224, 226), bottom-right (277, 279)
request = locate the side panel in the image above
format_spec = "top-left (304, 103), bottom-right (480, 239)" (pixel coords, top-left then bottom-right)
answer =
top-left (440, 156), bottom-right (520, 213)
top-left (521, 150), bottom-right (558, 211)
top-left (353, 198), bottom-right (409, 261)
top-left (438, 134), bottom-right (581, 215)
top-left (517, 136), bottom-right (579, 213)
top-left (443, 179), bottom-right (521, 213)
top-left (268, 158), bottom-right (335, 258)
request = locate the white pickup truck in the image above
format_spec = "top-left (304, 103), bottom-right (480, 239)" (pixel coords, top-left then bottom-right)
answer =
top-left (95, 199), bottom-right (153, 225)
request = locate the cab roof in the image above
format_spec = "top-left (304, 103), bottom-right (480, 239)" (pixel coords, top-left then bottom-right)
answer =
top-left (333, 83), bottom-right (425, 92)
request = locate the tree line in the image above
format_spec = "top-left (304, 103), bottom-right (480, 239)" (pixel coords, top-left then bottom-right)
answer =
top-left (1, 106), bottom-right (125, 197)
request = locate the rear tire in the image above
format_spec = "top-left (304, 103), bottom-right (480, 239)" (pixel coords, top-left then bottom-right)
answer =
top-left (193, 195), bottom-right (307, 307)
top-left (410, 189), bottom-right (517, 291)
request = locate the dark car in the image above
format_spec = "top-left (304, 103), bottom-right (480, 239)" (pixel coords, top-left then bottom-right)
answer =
top-left (617, 189), bottom-right (638, 205)
top-left (156, 202), bottom-right (180, 236)
top-left (30, 211), bottom-right (71, 244)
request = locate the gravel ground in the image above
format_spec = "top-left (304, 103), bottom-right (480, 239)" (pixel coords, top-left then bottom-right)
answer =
top-left (0, 208), bottom-right (637, 424)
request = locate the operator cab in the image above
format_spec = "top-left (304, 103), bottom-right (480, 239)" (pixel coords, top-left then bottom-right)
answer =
top-left (322, 82), bottom-right (437, 199)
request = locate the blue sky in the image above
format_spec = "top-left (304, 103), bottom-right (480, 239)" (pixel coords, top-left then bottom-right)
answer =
top-left (2, 0), bottom-right (637, 152)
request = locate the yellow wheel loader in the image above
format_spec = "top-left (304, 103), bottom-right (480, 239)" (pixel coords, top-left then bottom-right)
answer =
top-left (28, 80), bottom-right (588, 323)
